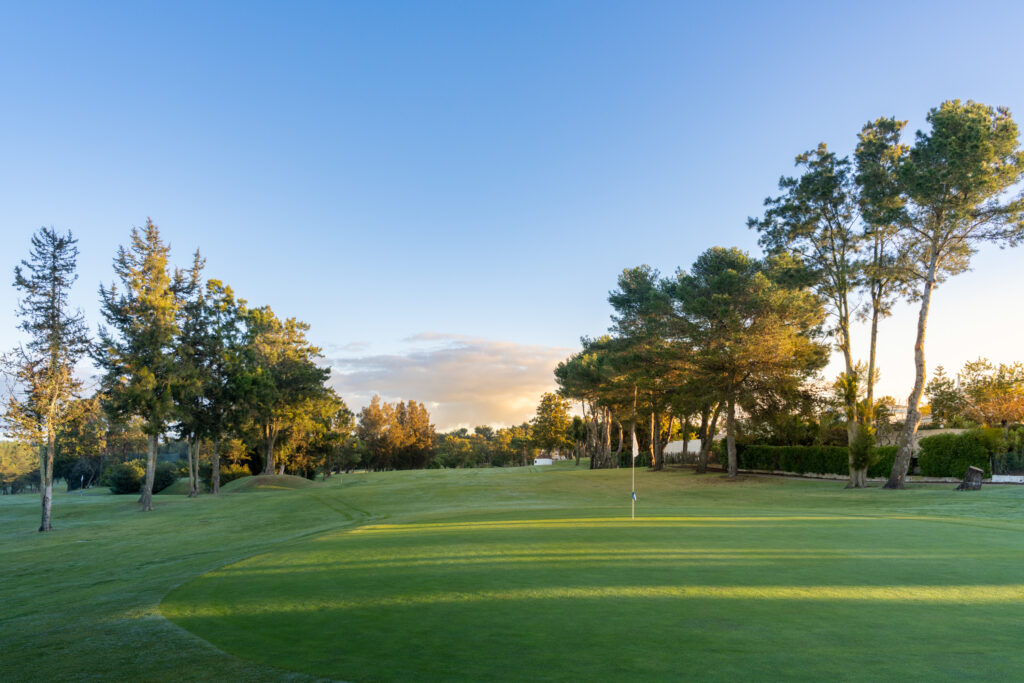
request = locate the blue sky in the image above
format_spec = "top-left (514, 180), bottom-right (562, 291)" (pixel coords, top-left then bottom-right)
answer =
top-left (2, 1), bottom-right (1023, 428)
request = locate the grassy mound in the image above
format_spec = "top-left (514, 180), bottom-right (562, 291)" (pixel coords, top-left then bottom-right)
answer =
top-left (219, 473), bottom-right (316, 493)
top-left (155, 478), bottom-right (193, 495)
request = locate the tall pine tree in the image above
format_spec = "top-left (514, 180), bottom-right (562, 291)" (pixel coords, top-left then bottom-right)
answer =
top-left (3, 227), bottom-right (90, 531)
top-left (96, 220), bottom-right (188, 511)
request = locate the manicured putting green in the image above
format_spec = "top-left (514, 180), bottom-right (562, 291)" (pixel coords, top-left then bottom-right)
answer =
top-left (162, 471), bottom-right (1024, 681)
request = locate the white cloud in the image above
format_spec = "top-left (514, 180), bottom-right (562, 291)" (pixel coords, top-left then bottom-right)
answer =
top-left (325, 333), bottom-right (572, 431)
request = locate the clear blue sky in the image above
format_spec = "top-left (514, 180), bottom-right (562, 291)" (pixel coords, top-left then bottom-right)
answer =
top-left (2, 1), bottom-right (1023, 428)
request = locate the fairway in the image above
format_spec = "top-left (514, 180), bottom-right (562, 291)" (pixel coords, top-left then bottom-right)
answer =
top-left (6, 465), bottom-right (1024, 681)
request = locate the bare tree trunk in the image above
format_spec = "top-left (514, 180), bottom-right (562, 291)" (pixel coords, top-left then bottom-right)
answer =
top-left (614, 419), bottom-right (624, 464)
top-left (211, 438), bottom-right (221, 494)
top-left (262, 423), bottom-right (277, 474)
top-left (185, 437), bottom-right (196, 498)
top-left (649, 410), bottom-right (656, 468)
top-left (726, 398), bottom-right (738, 478)
top-left (840, 335), bottom-right (864, 488)
top-left (865, 231), bottom-right (884, 431)
top-left (666, 414), bottom-right (675, 461)
top-left (603, 408), bottom-right (612, 468)
top-left (697, 404), bottom-right (720, 474)
top-left (39, 432), bottom-right (55, 532)
top-left (652, 407), bottom-right (664, 471)
top-left (188, 439), bottom-right (200, 497)
top-left (140, 432), bottom-right (158, 511)
top-left (886, 256), bottom-right (938, 489)
top-left (867, 305), bottom-right (880, 427)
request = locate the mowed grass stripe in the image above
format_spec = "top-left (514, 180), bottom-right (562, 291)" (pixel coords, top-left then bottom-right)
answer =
top-left (6, 465), bottom-right (1024, 681)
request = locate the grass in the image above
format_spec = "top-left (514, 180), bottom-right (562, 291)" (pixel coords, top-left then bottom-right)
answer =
top-left (4, 463), bottom-right (1024, 681)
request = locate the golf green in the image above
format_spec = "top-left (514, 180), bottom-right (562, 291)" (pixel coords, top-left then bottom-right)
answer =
top-left (160, 467), bottom-right (1024, 681)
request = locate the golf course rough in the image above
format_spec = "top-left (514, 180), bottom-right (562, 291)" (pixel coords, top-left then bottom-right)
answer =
top-left (158, 466), bottom-right (1024, 682)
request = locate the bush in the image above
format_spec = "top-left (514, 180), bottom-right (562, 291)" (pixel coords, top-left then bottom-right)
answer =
top-left (200, 462), bottom-right (253, 487)
top-left (220, 463), bottom-right (252, 486)
top-left (104, 460), bottom-right (179, 494)
top-left (152, 462), bottom-right (178, 494)
top-left (917, 433), bottom-right (991, 478)
top-left (868, 446), bottom-right (898, 478)
top-left (104, 460), bottom-right (145, 494)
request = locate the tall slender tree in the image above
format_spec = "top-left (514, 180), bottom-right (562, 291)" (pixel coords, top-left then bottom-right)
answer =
top-left (750, 144), bottom-right (864, 485)
top-left (885, 100), bottom-right (1024, 488)
top-left (96, 220), bottom-right (187, 511)
top-left (855, 117), bottom-right (910, 442)
top-left (3, 227), bottom-right (90, 531)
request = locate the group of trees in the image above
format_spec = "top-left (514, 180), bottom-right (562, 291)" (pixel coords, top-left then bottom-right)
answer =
top-left (557, 249), bottom-right (828, 478)
top-left (927, 359), bottom-right (1024, 429)
top-left (2, 221), bottom-right (351, 529)
top-left (433, 422), bottom-right (534, 468)
top-left (355, 396), bottom-right (436, 470)
top-left (556, 100), bottom-right (1024, 488)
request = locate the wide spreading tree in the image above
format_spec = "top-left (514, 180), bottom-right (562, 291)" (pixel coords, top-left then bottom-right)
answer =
top-left (671, 248), bottom-right (827, 477)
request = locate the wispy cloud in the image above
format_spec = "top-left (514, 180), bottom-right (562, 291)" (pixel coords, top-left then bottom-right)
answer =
top-left (325, 333), bottom-right (572, 430)
top-left (326, 341), bottom-right (371, 353)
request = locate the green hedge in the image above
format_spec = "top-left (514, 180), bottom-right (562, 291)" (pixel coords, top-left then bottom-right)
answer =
top-left (722, 439), bottom-right (988, 479)
top-left (727, 444), bottom-right (898, 477)
top-left (736, 445), bottom-right (848, 475)
top-left (917, 433), bottom-right (991, 478)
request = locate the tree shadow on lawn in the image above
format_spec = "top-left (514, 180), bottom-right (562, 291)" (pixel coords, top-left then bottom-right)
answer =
top-left (161, 515), bottom-right (1024, 681)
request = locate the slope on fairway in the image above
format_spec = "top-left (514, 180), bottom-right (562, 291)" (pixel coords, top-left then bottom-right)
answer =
top-left (161, 468), bottom-right (1024, 682)
top-left (220, 473), bottom-right (317, 492)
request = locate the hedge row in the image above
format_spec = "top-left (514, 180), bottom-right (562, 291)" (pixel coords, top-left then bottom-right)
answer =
top-left (917, 433), bottom-right (991, 478)
top-left (727, 444), bottom-right (898, 478)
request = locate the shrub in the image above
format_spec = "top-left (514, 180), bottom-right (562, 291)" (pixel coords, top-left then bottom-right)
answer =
top-left (200, 461), bottom-right (253, 487)
top-left (918, 433), bottom-right (991, 478)
top-left (220, 463), bottom-right (252, 486)
top-left (969, 427), bottom-right (1005, 455)
top-left (104, 460), bottom-right (145, 494)
top-left (152, 462), bottom-right (178, 494)
top-left (868, 446), bottom-right (898, 478)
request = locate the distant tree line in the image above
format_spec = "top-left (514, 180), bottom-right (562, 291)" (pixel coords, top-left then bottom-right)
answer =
top-left (555, 99), bottom-right (1024, 488)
